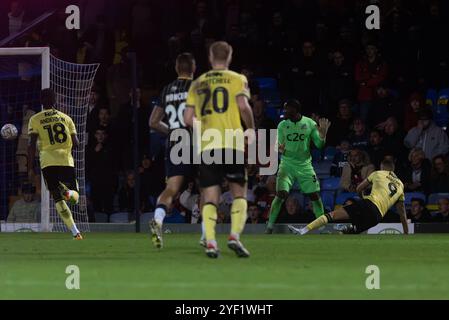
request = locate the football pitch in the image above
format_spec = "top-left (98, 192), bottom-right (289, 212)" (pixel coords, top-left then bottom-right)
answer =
top-left (1, 232), bottom-right (449, 299)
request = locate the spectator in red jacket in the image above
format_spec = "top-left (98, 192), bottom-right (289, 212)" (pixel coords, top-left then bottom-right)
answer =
top-left (355, 43), bottom-right (388, 121)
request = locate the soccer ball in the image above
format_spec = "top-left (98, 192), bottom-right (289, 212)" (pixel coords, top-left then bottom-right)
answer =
top-left (1, 124), bottom-right (18, 140)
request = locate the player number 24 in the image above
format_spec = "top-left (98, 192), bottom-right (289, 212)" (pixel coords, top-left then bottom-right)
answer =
top-left (43, 123), bottom-right (68, 145)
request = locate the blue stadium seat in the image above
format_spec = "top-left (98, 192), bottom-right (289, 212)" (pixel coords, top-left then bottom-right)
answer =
top-left (428, 193), bottom-right (449, 204)
top-left (320, 191), bottom-right (335, 212)
top-left (109, 212), bottom-right (129, 223)
top-left (323, 146), bottom-right (337, 161)
top-left (256, 77), bottom-right (277, 90)
top-left (404, 192), bottom-right (426, 206)
top-left (311, 149), bottom-right (322, 162)
top-left (426, 88), bottom-right (438, 108)
top-left (434, 88), bottom-right (449, 128)
top-left (94, 212), bottom-right (108, 223)
top-left (314, 160), bottom-right (332, 175)
top-left (321, 177), bottom-right (341, 191)
top-left (335, 192), bottom-right (358, 205)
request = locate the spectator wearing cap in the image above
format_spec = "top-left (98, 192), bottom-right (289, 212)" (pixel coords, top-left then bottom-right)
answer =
top-left (408, 198), bottom-right (432, 223)
top-left (433, 198), bottom-right (449, 222)
top-left (327, 99), bottom-right (353, 146)
top-left (7, 184), bottom-right (40, 223)
top-left (355, 43), bottom-right (388, 121)
top-left (404, 109), bottom-right (449, 160)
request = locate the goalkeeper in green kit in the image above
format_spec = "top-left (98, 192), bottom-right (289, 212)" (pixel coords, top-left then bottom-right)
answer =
top-left (266, 99), bottom-right (331, 234)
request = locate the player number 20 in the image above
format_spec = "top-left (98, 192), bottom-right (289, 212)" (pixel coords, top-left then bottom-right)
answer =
top-left (199, 86), bottom-right (229, 116)
top-left (166, 102), bottom-right (186, 129)
top-left (43, 123), bottom-right (68, 144)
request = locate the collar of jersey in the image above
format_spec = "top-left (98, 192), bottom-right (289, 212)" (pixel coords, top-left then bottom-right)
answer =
top-left (178, 77), bottom-right (193, 80)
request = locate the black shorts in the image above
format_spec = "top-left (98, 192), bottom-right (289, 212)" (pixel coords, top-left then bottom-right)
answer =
top-left (165, 143), bottom-right (196, 179)
top-left (42, 166), bottom-right (78, 201)
top-left (198, 149), bottom-right (247, 188)
top-left (343, 199), bottom-right (383, 233)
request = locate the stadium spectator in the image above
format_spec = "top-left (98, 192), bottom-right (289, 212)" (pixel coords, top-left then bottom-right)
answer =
top-left (433, 198), bottom-right (449, 223)
top-left (118, 171), bottom-right (135, 214)
top-left (86, 86), bottom-right (102, 146)
top-left (106, 47), bottom-right (132, 121)
top-left (326, 99), bottom-right (354, 146)
top-left (367, 129), bottom-right (386, 169)
top-left (139, 155), bottom-right (155, 213)
top-left (326, 49), bottom-right (354, 114)
top-left (81, 14), bottom-right (115, 79)
top-left (340, 149), bottom-right (375, 192)
top-left (8, 0), bottom-right (26, 36)
top-left (403, 148), bottom-right (431, 194)
top-left (347, 118), bottom-right (369, 150)
top-left (247, 203), bottom-right (262, 224)
top-left (404, 109), bottom-right (449, 160)
top-left (404, 92), bottom-right (426, 131)
top-left (87, 128), bottom-right (117, 216)
top-left (7, 183), bottom-right (40, 223)
top-left (330, 139), bottom-right (351, 177)
top-left (408, 198), bottom-right (432, 223)
top-left (369, 82), bottom-right (401, 127)
top-left (379, 116), bottom-right (407, 162)
top-left (253, 175), bottom-right (276, 221)
top-left (430, 155), bottom-right (449, 193)
top-left (355, 43), bottom-right (388, 121)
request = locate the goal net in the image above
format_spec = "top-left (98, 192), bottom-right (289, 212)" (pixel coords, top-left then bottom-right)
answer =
top-left (0, 47), bottom-right (99, 232)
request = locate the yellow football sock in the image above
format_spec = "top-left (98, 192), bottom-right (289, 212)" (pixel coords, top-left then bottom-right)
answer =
top-left (306, 213), bottom-right (332, 231)
top-left (202, 203), bottom-right (217, 242)
top-left (230, 197), bottom-right (247, 237)
top-left (55, 200), bottom-right (75, 230)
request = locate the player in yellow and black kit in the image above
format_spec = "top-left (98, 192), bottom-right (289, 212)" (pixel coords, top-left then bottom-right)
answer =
top-left (28, 88), bottom-right (83, 239)
top-left (184, 41), bottom-right (256, 258)
top-left (289, 159), bottom-right (409, 235)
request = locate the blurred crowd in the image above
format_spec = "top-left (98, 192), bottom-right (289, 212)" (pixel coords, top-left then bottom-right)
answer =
top-left (2, 0), bottom-right (449, 224)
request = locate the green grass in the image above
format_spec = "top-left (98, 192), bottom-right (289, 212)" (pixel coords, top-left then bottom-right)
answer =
top-left (1, 233), bottom-right (449, 299)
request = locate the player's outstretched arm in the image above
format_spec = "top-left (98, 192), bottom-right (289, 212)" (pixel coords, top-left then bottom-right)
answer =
top-left (149, 105), bottom-right (169, 135)
top-left (318, 118), bottom-right (331, 140)
top-left (311, 118), bottom-right (331, 149)
top-left (395, 200), bottom-right (409, 235)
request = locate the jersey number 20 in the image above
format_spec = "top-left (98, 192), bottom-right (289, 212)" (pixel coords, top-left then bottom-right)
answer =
top-left (199, 87), bottom-right (229, 116)
top-left (166, 102), bottom-right (186, 129)
top-left (43, 123), bottom-right (67, 144)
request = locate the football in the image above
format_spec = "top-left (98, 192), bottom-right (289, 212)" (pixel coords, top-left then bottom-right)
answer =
top-left (1, 123), bottom-right (18, 140)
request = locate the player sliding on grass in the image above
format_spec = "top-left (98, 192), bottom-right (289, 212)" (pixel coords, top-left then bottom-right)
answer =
top-left (149, 53), bottom-right (197, 249)
top-left (184, 41), bottom-right (255, 258)
top-left (28, 88), bottom-right (82, 239)
top-left (289, 159), bottom-right (409, 235)
top-left (265, 99), bottom-right (331, 234)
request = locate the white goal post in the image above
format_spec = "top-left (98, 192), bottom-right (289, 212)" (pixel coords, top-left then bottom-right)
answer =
top-left (0, 47), bottom-right (99, 232)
